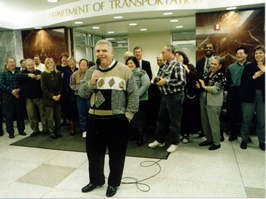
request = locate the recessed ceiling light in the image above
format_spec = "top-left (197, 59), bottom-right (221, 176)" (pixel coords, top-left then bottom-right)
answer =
top-left (108, 31), bottom-right (115, 34)
top-left (129, 23), bottom-right (137, 26)
top-left (48, 0), bottom-right (58, 2)
top-left (75, 21), bottom-right (83, 24)
top-left (176, 25), bottom-right (184, 29)
top-left (92, 26), bottom-right (100, 30)
top-left (34, 26), bottom-right (43, 29)
top-left (163, 12), bottom-right (173, 16)
top-left (170, 19), bottom-right (179, 23)
top-left (140, 28), bottom-right (147, 32)
top-left (226, 7), bottom-right (237, 10)
top-left (113, 16), bottom-right (123, 19)
top-left (106, 38), bottom-right (115, 41)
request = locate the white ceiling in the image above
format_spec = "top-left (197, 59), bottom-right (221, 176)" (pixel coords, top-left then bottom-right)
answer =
top-left (0, 0), bottom-right (264, 36)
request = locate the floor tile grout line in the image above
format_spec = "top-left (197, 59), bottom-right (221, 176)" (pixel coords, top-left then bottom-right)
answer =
top-left (231, 141), bottom-right (248, 198)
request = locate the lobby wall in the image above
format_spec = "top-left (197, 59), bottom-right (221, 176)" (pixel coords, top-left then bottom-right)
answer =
top-left (128, 31), bottom-right (171, 78)
top-left (196, 8), bottom-right (265, 68)
top-left (22, 28), bottom-right (69, 64)
top-left (0, 30), bottom-right (23, 70)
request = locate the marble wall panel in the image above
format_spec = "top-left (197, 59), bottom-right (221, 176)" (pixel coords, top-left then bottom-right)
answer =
top-left (196, 8), bottom-right (265, 68)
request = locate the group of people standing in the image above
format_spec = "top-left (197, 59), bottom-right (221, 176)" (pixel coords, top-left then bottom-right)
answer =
top-left (0, 54), bottom-right (94, 139)
top-left (0, 39), bottom-right (264, 197)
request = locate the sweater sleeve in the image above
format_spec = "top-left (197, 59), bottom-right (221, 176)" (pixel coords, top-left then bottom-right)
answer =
top-left (125, 73), bottom-right (139, 121)
top-left (138, 72), bottom-right (150, 98)
top-left (78, 67), bottom-right (96, 99)
top-left (69, 72), bottom-right (78, 92)
top-left (209, 74), bottom-right (226, 94)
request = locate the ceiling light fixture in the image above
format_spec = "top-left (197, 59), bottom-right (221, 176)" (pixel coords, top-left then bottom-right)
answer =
top-left (226, 7), bottom-right (237, 10)
top-left (48, 0), bottom-right (58, 2)
top-left (140, 28), bottom-right (147, 31)
top-left (108, 31), bottom-right (115, 34)
top-left (113, 16), bottom-right (123, 19)
top-left (129, 23), bottom-right (137, 26)
top-left (176, 25), bottom-right (184, 29)
top-left (75, 21), bottom-right (83, 24)
top-left (170, 19), bottom-right (179, 23)
top-left (92, 26), bottom-right (100, 30)
top-left (163, 12), bottom-right (173, 16)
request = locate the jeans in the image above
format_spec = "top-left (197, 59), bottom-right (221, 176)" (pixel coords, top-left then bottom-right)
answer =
top-left (76, 95), bottom-right (90, 132)
top-left (241, 90), bottom-right (265, 143)
top-left (154, 92), bottom-right (184, 145)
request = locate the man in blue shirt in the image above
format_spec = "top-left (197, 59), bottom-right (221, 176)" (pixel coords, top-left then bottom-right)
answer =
top-left (0, 57), bottom-right (26, 138)
top-left (226, 47), bottom-right (250, 141)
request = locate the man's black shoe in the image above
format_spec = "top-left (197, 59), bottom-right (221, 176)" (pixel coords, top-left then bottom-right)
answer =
top-left (240, 141), bottom-right (247, 149)
top-left (106, 185), bottom-right (118, 197)
top-left (81, 183), bottom-right (103, 193)
top-left (199, 140), bottom-right (213, 146)
top-left (19, 132), bottom-right (27, 136)
top-left (228, 135), bottom-right (237, 142)
top-left (197, 132), bottom-right (204, 138)
top-left (259, 142), bottom-right (265, 151)
top-left (9, 134), bottom-right (14, 139)
top-left (30, 132), bottom-right (40, 137)
top-left (209, 144), bottom-right (221, 150)
top-left (50, 133), bottom-right (57, 139)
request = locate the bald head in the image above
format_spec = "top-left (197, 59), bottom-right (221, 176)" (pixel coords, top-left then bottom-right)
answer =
top-left (124, 51), bottom-right (133, 62)
top-left (157, 54), bottom-right (165, 67)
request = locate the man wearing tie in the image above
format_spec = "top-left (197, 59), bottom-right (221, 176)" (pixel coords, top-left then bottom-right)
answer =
top-left (133, 46), bottom-right (153, 80)
top-left (196, 43), bottom-right (215, 78)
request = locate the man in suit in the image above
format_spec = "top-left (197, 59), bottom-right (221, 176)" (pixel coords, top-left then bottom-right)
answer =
top-left (133, 46), bottom-right (153, 80)
top-left (196, 43), bottom-right (215, 78)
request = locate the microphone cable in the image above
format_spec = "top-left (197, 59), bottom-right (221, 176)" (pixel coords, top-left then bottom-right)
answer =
top-left (121, 158), bottom-right (164, 192)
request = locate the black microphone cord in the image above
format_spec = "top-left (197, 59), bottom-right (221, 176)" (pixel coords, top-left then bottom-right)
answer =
top-left (121, 159), bottom-right (163, 192)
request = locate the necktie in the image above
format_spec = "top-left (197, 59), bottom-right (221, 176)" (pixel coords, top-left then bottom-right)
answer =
top-left (206, 58), bottom-right (210, 72)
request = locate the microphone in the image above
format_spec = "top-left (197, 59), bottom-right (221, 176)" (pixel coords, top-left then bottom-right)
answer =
top-left (96, 59), bottom-right (101, 68)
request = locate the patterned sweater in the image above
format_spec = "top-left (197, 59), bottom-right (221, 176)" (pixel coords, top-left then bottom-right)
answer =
top-left (78, 61), bottom-right (139, 120)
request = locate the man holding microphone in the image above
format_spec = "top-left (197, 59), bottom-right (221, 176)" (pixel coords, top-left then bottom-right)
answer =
top-left (79, 40), bottom-right (138, 197)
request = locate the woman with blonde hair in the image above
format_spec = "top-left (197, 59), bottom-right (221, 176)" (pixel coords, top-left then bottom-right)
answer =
top-left (70, 59), bottom-right (91, 138)
top-left (41, 58), bottom-right (63, 139)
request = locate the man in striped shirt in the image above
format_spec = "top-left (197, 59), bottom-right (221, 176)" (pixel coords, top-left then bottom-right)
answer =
top-left (148, 45), bottom-right (186, 153)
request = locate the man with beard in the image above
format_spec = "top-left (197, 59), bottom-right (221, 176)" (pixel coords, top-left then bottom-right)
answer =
top-left (196, 43), bottom-right (215, 78)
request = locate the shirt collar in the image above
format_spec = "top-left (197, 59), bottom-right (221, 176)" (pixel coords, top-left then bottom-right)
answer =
top-left (99, 60), bottom-right (115, 70)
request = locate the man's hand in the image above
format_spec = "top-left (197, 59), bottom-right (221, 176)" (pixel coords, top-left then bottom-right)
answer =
top-left (195, 81), bottom-right (201, 89)
top-left (253, 71), bottom-right (264, 79)
top-left (52, 95), bottom-right (60, 101)
top-left (35, 75), bottom-right (41, 80)
top-left (91, 70), bottom-right (101, 85)
top-left (11, 89), bottom-right (20, 98)
top-left (156, 78), bottom-right (167, 86)
top-left (198, 79), bottom-right (205, 87)
top-left (28, 73), bottom-right (36, 79)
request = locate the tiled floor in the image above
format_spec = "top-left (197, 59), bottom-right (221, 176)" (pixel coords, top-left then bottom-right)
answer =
top-left (0, 123), bottom-right (265, 198)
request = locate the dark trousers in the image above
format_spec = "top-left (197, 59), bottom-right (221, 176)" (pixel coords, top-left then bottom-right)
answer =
top-left (44, 103), bottom-right (61, 134)
top-left (241, 90), bottom-right (265, 143)
top-left (86, 115), bottom-right (129, 187)
top-left (154, 92), bottom-right (184, 145)
top-left (227, 87), bottom-right (242, 137)
top-left (76, 95), bottom-right (90, 132)
top-left (0, 103), bottom-right (3, 133)
top-left (2, 93), bottom-right (25, 134)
